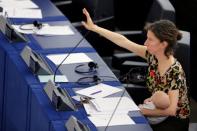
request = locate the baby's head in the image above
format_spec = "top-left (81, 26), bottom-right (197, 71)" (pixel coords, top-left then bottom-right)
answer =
top-left (151, 91), bottom-right (170, 109)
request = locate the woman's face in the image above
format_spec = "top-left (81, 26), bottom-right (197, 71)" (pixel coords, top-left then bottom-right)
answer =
top-left (144, 30), bottom-right (166, 55)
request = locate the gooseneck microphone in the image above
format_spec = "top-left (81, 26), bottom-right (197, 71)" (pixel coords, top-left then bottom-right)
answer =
top-left (53, 31), bottom-right (90, 84)
top-left (53, 0), bottom-right (99, 84)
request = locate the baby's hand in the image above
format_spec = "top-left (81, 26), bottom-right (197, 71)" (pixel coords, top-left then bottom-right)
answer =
top-left (144, 97), bottom-right (152, 104)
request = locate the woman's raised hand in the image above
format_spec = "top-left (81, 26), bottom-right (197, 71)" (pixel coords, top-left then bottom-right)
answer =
top-left (81, 8), bottom-right (97, 31)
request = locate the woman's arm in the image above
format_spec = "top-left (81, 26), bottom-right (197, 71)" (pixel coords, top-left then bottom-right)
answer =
top-left (139, 90), bottom-right (179, 116)
top-left (82, 8), bottom-right (147, 59)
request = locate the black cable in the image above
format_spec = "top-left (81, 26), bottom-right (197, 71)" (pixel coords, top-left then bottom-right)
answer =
top-left (104, 67), bottom-right (143, 131)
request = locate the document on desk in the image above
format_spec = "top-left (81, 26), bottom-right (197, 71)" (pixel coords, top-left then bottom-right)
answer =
top-left (47, 53), bottom-right (93, 65)
top-left (88, 114), bottom-right (135, 127)
top-left (76, 83), bottom-right (123, 99)
top-left (1, 1), bottom-right (38, 9)
top-left (83, 97), bottom-right (139, 116)
top-left (35, 25), bottom-right (75, 36)
top-left (38, 75), bottom-right (68, 83)
top-left (4, 8), bottom-right (42, 19)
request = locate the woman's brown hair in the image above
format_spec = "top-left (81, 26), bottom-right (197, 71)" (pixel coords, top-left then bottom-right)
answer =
top-left (145, 20), bottom-right (182, 58)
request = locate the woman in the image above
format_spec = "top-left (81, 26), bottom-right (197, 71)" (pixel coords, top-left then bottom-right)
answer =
top-left (81, 8), bottom-right (190, 131)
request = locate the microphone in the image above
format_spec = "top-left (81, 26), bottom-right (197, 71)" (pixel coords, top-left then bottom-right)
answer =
top-left (53, 0), bottom-right (99, 85)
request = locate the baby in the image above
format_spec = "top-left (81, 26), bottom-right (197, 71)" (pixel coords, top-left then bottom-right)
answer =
top-left (139, 91), bottom-right (170, 124)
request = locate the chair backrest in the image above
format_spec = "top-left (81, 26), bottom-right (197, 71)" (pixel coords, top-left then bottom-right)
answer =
top-left (174, 31), bottom-right (190, 87)
top-left (70, 0), bottom-right (97, 22)
top-left (146, 0), bottom-right (176, 23)
top-left (70, 0), bottom-right (114, 22)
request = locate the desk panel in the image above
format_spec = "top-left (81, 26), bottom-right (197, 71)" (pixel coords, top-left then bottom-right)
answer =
top-left (0, 33), bottom-right (18, 131)
top-left (3, 53), bottom-right (37, 131)
top-left (0, 48), bottom-right (5, 131)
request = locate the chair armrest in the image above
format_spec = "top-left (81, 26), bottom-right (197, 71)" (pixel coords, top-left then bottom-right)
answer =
top-left (115, 30), bottom-right (142, 35)
top-left (122, 61), bottom-right (148, 67)
top-left (123, 83), bottom-right (146, 89)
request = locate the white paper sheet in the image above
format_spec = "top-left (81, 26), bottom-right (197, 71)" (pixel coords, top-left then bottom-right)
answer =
top-left (1, 1), bottom-right (38, 9)
top-left (36, 25), bottom-right (75, 36)
top-left (38, 75), bottom-right (68, 83)
top-left (47, 53), bottom-right (93, 65)
top-left (88, 115), bottom-right (135, 127)
top-left (83, 97), bottom-right (139, 116)
top-left (5, 8), bottom-right (42, 19)
top-left (76, 83), bottom-right (122, 99)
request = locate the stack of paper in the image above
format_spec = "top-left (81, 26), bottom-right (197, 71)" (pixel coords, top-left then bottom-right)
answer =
top-left (1, 0), bottom-right (42, 19)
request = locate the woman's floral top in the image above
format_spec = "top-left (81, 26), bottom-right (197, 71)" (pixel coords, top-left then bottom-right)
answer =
top-left (145, 51), bottom-right (190, 119)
